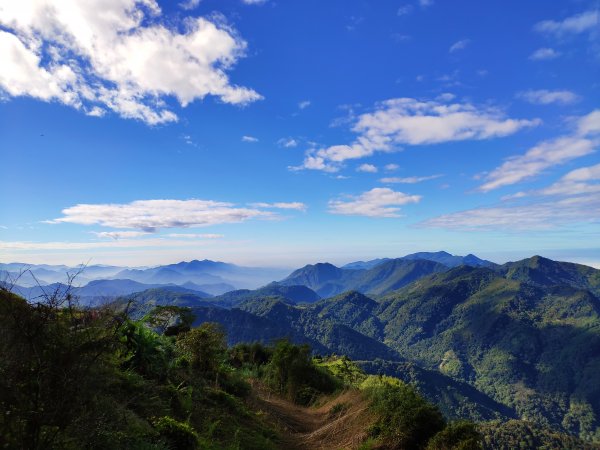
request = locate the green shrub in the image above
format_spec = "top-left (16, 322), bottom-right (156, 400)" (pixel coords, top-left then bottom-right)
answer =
top-left (263, 339), bottom-right (340, 404)
top-left (426, 421), bottom-right (483, 450)
top-left (364, 377), bottom-right (445, 449)
top-left (153, 416), bottom-right (199, 450)
top-left (176, 323), bottom-right (227, 382)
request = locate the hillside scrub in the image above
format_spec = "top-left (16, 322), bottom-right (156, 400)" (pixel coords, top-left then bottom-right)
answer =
top-left (0, 289), bottom-right (276, 449)
top-left (6, 287), bottom-right (585, 450)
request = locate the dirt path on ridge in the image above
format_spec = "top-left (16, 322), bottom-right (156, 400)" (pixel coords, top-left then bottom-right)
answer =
top-left (248, 381), bottom-right (374, 450)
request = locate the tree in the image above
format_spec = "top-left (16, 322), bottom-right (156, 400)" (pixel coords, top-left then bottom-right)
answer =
top-left (176, 322), bottom-right (227, 383)
top-left (142, 305), bottom-right (195, 336)
top-left (0, 287), bottom-right (124, 449)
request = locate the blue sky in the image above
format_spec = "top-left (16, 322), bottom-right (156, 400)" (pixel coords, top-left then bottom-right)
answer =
top-left (0, 0), bottom-right (599, 268)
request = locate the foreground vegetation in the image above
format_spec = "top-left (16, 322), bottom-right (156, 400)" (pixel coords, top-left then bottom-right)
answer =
top-left (0, 287), bottom-right (594, 449)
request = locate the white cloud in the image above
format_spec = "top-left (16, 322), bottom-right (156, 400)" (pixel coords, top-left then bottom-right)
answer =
top-left (298, 100), bottom-right (311, 109)
top-left (249, 202), bottom-right (307, 211)
top-left (518, 89), bottom-right (579, 105)
top-left (423, 194), bottom-right (600, 231)
top-left (278, 138), bottom-right (298, 148)
top-left (534, 10), bottom-right (599, 36)
top-left (380, 174), bottom-right (442, 184)
top-left (94, 230), bottom-right (226, 240)
top-left (357, 164), bottom-right (378, 173)
top-left (449, 39), bottom-right (470, 53)
top-left (93, 231), bottom-right (150, 240)
top-left (242, 135), bottom-right (259, 142)
top-left (385, 163), bottom-right (400, 171)
top-left (242, 0), bottom-right (268, 4)
top-left (533, 163), bottom-right (600, 197)
top-left (0, 238), bottom-right (215, 251)
top-left (577, 109), bottom-right (600, 136)
top-left (0, 0), bottom-right (261, 125)
top-left (426, 162), bottom-right (600, 231)
top-left (436, 93), bottom-right (456, 101)
top-left (48, 199), bottom-right (276, 231)
top-left (328, 188), bottom-right (421, 218)
top-left (419, 0), bottom-right (434, 7)
top-left (297, 98), bottom-right (539, 172)
top-left (478, 136), bottom-right (595, 192)
top-left (179, 0), bottom-right (201, 10)
top-left (477, 110), bottom-right (600, 192)
top-left (529, 47), bottom-right (561, 60)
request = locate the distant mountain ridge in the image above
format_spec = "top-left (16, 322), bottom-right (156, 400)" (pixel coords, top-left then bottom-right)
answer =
top-left (341, 251), bottom-right (496, 270)
top-left (277, 251), bottom-right (492, 297)
top-left (105, 254), bottom-right (600, 442)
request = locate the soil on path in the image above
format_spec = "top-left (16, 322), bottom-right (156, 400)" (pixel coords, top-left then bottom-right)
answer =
top-left (248, 381), bottom-right (374, 450)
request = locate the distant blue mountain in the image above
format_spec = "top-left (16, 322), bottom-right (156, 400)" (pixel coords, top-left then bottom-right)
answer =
top-left (401, 251), bottom-right (496, 268)
top-left (342, 251), bottom-right (496, 271)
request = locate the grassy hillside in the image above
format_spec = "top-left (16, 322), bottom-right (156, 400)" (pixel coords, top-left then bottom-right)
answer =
top-left (376, 265), bottom-right (600, 441)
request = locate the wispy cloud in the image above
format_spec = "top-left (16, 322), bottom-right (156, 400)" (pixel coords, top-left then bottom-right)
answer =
top-left (328, 188), bottom-right (421, 218)
top-left (477, 109), bottom-right (600, 192)
top-left (423, 195), bottom-right (600, 231)
top-left (380, 174), bottom-right (442, 184)
top-left (534, 10), bottom-right (599, 37)
top-left (179, 0), bottom-right (201, 10)
top-left (517, 89), bottom-right (579, 105)
top-left (449, 39), bottom-right (470, 53)
top-left (296, 97), bottom-right (539, 172)
top-left (357, 164), bottom-right (378, 173)
top-left (519, 163), bottom-right (600, 198)
top-left (529, 47), bottom-right (561, 61)
top-left (0, 238), bottom-right (217, 251)
top-left (298, 100), bottom-right (311, 110)
top-left (166, 233), bottom-right (225, 239)
top-left (242, 135), bottom-right (259, 142)
top-left (48, 199), bottom-right (277, 232)
top-left (95, 230), bottom-right (226, 240)
top-left (278, 138), bottom-right (298, 148)
top-left (425, 162), bottom-right (600, 231)
top-left (249, 202), bottom-right (307, 211)
top-left (0, 0), bottom-right (261, 125)
top-left (436, 93), bottom-right (456, 101)
top-left (93, 231), bottom-right (150, 240)
top-left (397, 5), bottom-right (413, 16)
top-left (384, 163), bottom-right (399, 172)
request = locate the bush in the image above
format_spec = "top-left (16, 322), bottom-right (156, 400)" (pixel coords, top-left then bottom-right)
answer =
top-left (176, 323), bottom-right (227, 382)
top-left (229, 342), bottom-right (272, 369)
top-left (426, 421), bottom-right (483, 450)
top-left (263, 339), bottom-right (340, 405)
top-left (363, 376), bottom-right (445, 449)
top-left (153, 416), bottom-right (199, 450)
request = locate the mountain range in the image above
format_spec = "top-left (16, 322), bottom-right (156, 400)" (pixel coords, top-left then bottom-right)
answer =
top-left (3, 251), bottom-right (600, 442)
top-left (0, 259), bottom-right (291, 301)
top-left (98, 254), bottom-right (600, 443)
top-left (1, 251), bottom-right (495, 303)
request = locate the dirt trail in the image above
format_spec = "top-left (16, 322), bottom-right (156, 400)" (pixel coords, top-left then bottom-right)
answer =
top-left (249, 382), bottom-right (374, 450)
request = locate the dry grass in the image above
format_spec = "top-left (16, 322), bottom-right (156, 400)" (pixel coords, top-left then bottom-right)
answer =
top-left (248, 381), bottom-right (376, 450)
